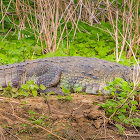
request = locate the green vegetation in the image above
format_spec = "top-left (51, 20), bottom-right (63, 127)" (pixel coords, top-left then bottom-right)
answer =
top-left (57, 86), bottom-right (72, 101)
top-left (0, 0), bottom-right (139, 66)
top-left (99, 78), bottom-right (140, 129)
top-left (0, 0), bottom-right (140, 137)
top-left (0, 80), bottom-right (47, 98)
top-left (28, 110), bottom-right (47, 125)
top-left (0, 21), bottom-right (137, 66)
top-left (0, 40), bottom-right (42, 65)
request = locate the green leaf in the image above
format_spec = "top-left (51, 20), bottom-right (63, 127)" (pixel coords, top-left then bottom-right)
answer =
top-left (48, 92), bottom-right (55, 95)
top-left (21, 92), bottom-right (29, 97)
top-left (34, 84), bottom-right (39, 90)
top-left (113, 87), bottom-right (116, 91)
top-left (124, 119), bottom-right (130, 124)
top-left (28, 110), bottom-right (37, 115)
top-left (116, 124), bottom-right (124, 133)
top-left (62, 86), bottom-right (70, 94)
top-left (76, 86), bottom-right (82, 92)
top-left (23, 101), bottom-right (27, 105)
top-left (21, 84), bottom-right (29, 90)
top-left (131, 106), bottom-right (136, 112)
top-left (32, 119), bottom-right (42, 125)
top-left (0, 86), bottom-right (2, 90)
top-left (119, 108), bottom-right (126, 113)
top-left (111, 92), bottom-right (114, 96)
top-left (118, 114), bottom-right (126, 121)
top-left (12, 93), bottom-right (20, 98)
top-left (40, 84), bottom-right (46, 90)
top-left (66, 95), bottom-right (72, 101)
top-left (27, 80), bottom-right (34, 85)
top-left (130, 100), bottom-right (138, 105)
top-left (32, 90), bottom-right (38, 97)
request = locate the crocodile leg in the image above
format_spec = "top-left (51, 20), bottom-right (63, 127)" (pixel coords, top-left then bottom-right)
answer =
top-left (44, 87), bottom-right (65, 95)
top-left (25, 63), bottom-right (62, 94)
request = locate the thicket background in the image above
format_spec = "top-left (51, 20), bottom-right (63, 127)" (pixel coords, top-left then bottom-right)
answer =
top-left (0, 0), bottom-right (140, 65)
top-left (0, 1), bottom-right (140, 136)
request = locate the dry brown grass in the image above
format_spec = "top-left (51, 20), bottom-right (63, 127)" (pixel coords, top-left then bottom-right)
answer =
top-left (0, 0), bottom-right (139, 61)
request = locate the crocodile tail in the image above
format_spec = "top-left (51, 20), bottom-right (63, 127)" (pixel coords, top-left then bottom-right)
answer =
top-left (0, 63), bottom-right (25, 88)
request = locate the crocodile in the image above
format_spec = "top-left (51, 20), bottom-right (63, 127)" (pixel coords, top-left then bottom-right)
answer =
top-left (0, 57), bottom-right (135, 94)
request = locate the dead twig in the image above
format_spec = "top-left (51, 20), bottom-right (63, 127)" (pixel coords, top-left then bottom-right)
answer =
top-left (71, 103), bottom-right (83, 117)
top-left (0, 126), bottom-right (5, 140)
top-left (108, 85), bottom-right (137, 122)
top-left (7, 102), bottom-right (66, 140)
top-left (3, 128), bottom-right (21, 140)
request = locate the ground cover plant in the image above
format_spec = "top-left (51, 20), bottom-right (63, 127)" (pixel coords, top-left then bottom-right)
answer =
top-left (0, 21), bottom-right (137, 66)
top-left (0, 0), bottom-right (140, 139)
top-left (99, 78), bottom-right (140, 131)
top-left (0, 0), bottom-right (139, 65)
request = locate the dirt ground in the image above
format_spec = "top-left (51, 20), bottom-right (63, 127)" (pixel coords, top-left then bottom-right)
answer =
top-left (0, 94), bottom-right (140, 140)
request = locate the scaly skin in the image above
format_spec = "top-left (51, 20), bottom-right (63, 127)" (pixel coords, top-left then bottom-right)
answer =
top-left (0, 57), bottom-right (133, 94)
